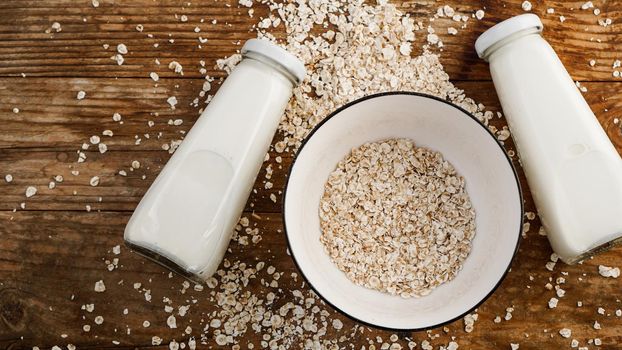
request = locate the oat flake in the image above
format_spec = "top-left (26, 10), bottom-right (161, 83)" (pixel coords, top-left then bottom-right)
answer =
top-left (25, 186), bottom-right (37, 198)
top-left (94, 280), bottom-right (106, 292)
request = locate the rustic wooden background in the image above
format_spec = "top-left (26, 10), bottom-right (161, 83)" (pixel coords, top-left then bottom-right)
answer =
top-left (1, 0), bottom-right (622, 349)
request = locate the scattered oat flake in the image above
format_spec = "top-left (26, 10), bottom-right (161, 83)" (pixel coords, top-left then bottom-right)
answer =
top-left (505, 307), bottom-right (514, 321)
top-left (166, 314), bottom-right (177, 328)
top-left (168, 61), bottom-right (184, 75)
top-left (94, 280), bottom-right (106, 292)
top-left (464, 313), bottom-right (478, 333)
top-left (25, 186), bottom-right (37, 198)
top-left (77, 91), bottom-right (86, 100)
top-left (90, 176), bottom-right (100, 187)
top-left (332, 319), bottom-right (343, 330)
top-left (5, 174), bottom-right (13, 183)
top-left (94, 315), bottom-right (104, 325)
top-left (91, 0), bottom-right (100, 7)
top-left (167, 96), bottom-right (178, 109)
top-left (98, 143), bottom-right (108, 153)
top-left (598, 265), bottom-right (620, 278)
top-left (150, 72), bottom-right (159, 81)
top-left (545, 261), bottom-right (556, 271)
top-left (559, 328), bottom-right (572, 338)
top-left (521, 1), bottom-right (532, 11)
top-left (117, 43), bottom-right (128, 54)
top-left (111, 53), bottom-right (124, 65)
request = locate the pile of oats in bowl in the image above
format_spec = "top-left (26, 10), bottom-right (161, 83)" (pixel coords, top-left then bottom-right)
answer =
top-left (319, 138), bottom-right (476, 298)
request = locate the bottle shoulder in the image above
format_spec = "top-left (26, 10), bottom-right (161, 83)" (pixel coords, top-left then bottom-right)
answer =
top-left (487, 33), bottom-right (552, 63)
top-left (226, 58), bottom-right (296, 91)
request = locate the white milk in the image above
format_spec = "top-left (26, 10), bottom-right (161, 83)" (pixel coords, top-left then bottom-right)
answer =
top-left (476, 14), bottom-right (622, 263)
top-left (124, 39), bottom-right (305, 280)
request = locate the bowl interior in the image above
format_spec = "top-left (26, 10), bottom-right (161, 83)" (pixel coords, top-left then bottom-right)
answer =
top-left (284, 93), bottom-right (522, 330)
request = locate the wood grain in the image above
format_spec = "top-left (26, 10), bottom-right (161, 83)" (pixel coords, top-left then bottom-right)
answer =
top-left (1, 79), bottom-right (621, 151)
top-left (1, 80), bottom-right (620, 213)
top-left (0, 1), bottom-right (621, 81)
top-left (1, 211), bottom-right (622, 349)
top-left (1, 0), bottom-right (622, 349)
top-left (0, 149), bottom-right (289, 212)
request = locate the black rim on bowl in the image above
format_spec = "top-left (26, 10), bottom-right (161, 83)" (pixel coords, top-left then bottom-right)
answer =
top-left (282, 91), bottom-right (524, 332)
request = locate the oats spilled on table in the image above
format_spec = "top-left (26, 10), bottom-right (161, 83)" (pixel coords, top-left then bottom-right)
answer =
top-left (319, 138), bottom-right (476, 297)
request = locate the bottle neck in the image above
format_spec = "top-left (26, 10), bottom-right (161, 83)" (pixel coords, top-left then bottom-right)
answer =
top-left (243, 51), bottom-right (299, 86)
top-left (481, 27), bottom-right (542, 62)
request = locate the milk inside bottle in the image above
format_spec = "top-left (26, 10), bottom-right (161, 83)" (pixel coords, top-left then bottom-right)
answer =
top-left (475, 14), bottom-right (622, 263)
top-left (124, 39), bottom-right (305, 280)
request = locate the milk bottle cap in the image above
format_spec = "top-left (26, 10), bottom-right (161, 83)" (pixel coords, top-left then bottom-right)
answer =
top-left (475, 14), bottom-right (543, 59)
top-left (242, 39), bottom-right (306, 84)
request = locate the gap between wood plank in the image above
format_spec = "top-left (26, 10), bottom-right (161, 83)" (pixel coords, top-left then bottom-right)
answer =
top-left (2, 75), bottom-right (622, 83)
top-left (0, 208), bottom-right (284, 213)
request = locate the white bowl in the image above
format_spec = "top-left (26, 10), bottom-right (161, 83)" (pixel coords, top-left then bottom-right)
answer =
top-left (283, 92), bottom-right (523, 331)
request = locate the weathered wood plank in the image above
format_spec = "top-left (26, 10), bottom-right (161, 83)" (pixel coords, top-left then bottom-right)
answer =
top-left (0, 77), bottom-right (205, 151)
top-left (0, 1), bottom-right (621, 81)
top-left (1, 80), bottom-right (621, 213)
top-left (1, 0), bottom-right (622, 349)
top-left (426, 0), bottom-right (622, 82)
top-left (1, 78), bottom-right (621, 151)
top-left (0, 149), bottom-right (289, 213)
top-left (1, 210), bottom-right (621, 349)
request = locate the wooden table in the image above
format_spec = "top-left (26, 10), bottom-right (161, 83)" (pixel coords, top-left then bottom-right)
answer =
top-left (1, 0), bottom-right (621, 349)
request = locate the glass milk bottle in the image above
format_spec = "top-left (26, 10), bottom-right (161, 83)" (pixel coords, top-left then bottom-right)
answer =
top-left (475, 14), bottom-right (622, 263)
top-left (124, 39), bottom-right (305, 280)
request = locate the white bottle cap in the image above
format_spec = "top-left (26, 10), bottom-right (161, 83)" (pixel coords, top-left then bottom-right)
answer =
top-left (241, 39), bottom-right (306, 85)
top-left (475, 14), bottom-right (543, 59)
